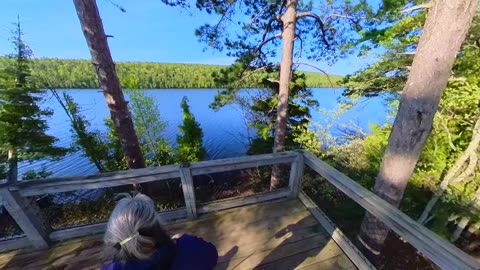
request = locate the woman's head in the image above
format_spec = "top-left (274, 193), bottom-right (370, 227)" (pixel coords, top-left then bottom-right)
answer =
top-left (104, 193), bottom-right (172, 261)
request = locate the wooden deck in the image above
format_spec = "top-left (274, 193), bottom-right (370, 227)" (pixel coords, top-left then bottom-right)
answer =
top-left (0, 199), bottom-right (355, 270)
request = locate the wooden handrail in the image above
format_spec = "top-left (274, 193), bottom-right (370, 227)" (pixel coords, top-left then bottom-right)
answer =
top-left (9, 151), bottom-right (297, 197)
top-left (0, 151), bottom-right (299, 252)
top-left (302, 150), bottom-right (480, 270)
top-left (189, 151), bottom-right (297, 176)
top-left (5, 149), bottom-right (475, 270)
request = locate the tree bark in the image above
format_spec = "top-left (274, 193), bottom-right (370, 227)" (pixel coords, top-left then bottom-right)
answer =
top-left (271, 0), bottom-right (297, 190)
top-left (357, 0), bottom-right (478, 258)
top-left (73, 0), bottom-right (146, 169)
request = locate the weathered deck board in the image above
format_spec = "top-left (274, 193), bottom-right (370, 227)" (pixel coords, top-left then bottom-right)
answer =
top-left (0, 199), bottom-right (355, 270)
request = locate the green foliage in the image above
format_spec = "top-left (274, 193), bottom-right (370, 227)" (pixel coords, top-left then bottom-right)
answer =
top-left (0, 21), bottom-right (67, 161)
top-left (128, 90), bottom-right (175, 166)
top-left (339, 7), bottom-right (480, 236)
top-left (241, 71), bottom-right (319, 155)
top-left (295, 100), bottom-right (359, 157)
top-left (194, 0), bottom-right (376, 64)
top-left (51, 91), bottom-right (110, 172)
top-left (192, 0), bottom-right (372, 155)
top-left (177, 97), bottom-right (207, 162)
top-left (55, 92), bottom-right (176, 172)
top-left (22, 168), bottom-right (53, 180)
top-left (343, 10), bottom-right (425, 95)
top-left (103, 118), bottom-right (129, 171)
top-left (51, 90), bottom-right (136, 173)
top-left (0, 57), bottom-right (340, 89)
top-left (207, 57), bottom-right (320, 155)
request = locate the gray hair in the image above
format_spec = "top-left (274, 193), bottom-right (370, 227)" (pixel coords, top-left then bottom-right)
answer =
top-left (104, 193), bottom-right (172, 261)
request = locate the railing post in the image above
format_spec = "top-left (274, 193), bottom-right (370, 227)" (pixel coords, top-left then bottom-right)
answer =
top-left (179, 163), bottom-right (197, 219)
top-left (1, 150), bottom-right (17, 185)
top-left (7, 150), bottom-right (18, 184)
top-left (288, 150), bottom-right (304, 198)
top-left (0, 187), bottom-right (49, 249)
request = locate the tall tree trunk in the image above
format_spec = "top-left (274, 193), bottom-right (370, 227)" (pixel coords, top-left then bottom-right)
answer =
top-left (73, 0), bottom-right (146, 169)
top-left (418, 115), bottom-right (480, 224)
top-left (271, 0), bottom-right (297, 190)
top-left (357, 0), bottom-right (478, 259)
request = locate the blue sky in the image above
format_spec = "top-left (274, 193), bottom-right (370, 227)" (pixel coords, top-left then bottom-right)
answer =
top-left (0, 0), bottom-right (375, 75)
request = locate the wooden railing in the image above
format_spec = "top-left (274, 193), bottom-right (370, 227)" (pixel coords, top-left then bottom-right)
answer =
top-left (0, 150), bottom-right (478, 270)
top-left (0, 151), bottom-right (300, 250)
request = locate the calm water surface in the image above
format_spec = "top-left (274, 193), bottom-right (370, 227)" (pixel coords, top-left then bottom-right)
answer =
top-left (18, 88), bottom-right (389, 177)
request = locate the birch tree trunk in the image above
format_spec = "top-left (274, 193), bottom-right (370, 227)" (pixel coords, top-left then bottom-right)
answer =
top-left (73, 0), bottom-right (146, 169)
top-left (418, 115), bottom-right (480, 224)
top-left (357, 0), bottom-right (478, 259)
top-left (451, 185), bottom-right (480, 241)
top-left (271, 0), bottom-right (297, 189)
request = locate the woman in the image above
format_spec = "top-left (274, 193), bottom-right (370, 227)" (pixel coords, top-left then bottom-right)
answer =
top-left (101, 193), bottom-right (218, 270)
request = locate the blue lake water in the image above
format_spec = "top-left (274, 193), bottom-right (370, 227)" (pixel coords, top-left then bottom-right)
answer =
top-left (18, 88), bottom-right (390, 178)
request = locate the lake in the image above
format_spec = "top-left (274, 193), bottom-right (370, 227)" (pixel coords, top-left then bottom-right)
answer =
top-left (18, 88), bottom-right (389, 178)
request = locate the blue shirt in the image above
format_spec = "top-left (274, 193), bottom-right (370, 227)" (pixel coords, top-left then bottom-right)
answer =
top-left (101, 234), bottom-right (218, 270)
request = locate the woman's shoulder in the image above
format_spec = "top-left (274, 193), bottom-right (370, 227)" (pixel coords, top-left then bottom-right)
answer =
top-left (171, 234), bottom-right (218, 270)
top-left (176, 234), bottom-right (218, 257)
top-left (101, 241), bottom-right (176, 270)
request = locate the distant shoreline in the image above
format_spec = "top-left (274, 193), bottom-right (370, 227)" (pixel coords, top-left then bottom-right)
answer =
top-left (0, 57), bottom-right (343, 89)
top-left (52, 86), bottom-right (344, 90)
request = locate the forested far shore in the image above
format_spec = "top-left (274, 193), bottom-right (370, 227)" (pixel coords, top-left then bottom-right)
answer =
top-left (0, 57), bottom-right (342, 89)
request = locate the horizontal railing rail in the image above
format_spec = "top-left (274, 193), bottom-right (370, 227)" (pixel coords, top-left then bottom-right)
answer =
top-left (0, 151), bottom-right (300, 252)
top-left (9, 151), bottom-right (297, 197)
top-left (302, 151), bottom-right (480, 270)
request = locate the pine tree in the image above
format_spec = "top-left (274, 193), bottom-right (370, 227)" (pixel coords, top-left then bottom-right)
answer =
top-left (192, 0), bottom-right (374, 189)
top-left (177, 97), bottom-right (207, 163)
top-left (128, 90), bottom-right (175, 166)
top-left (73, 0), bottom-right (146, 169)
top-left (0, 19), bottom-right (66, 181)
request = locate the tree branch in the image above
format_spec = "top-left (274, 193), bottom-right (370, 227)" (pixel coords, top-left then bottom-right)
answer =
top-left (399, 51), bottom-right (417, 55)
top-left (278, 0), bottom-right (287, 20)
top-left (401, 3), bottom-right (433, 14)
top-left (455, 152), bottom-right (478, 183)
top-left (261, 17), bottom-right (277, 46)
top-left (440, 117), bottom-right (457, 151)
top-left (213, 1), bottom-right (236, 34)
top-left (293, 62), bottom-right (334, 87)
top-left (295, 33), bottom-right (304, 58)
top-left (296, 12), bottom-right (330, 48)
top-left (255, 33), bottom-right (282, 56)
top-left (104, 0), bottom-right (126, 12)
top-left (232, 65), bottom-right (275, 89)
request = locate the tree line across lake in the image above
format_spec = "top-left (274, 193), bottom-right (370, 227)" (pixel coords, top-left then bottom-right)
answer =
top-left (0, 57), bottom-right (341, 89)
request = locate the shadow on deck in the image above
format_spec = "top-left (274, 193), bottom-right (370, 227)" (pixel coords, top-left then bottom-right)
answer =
top-left (0, 199), bottom-right (355, 270)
